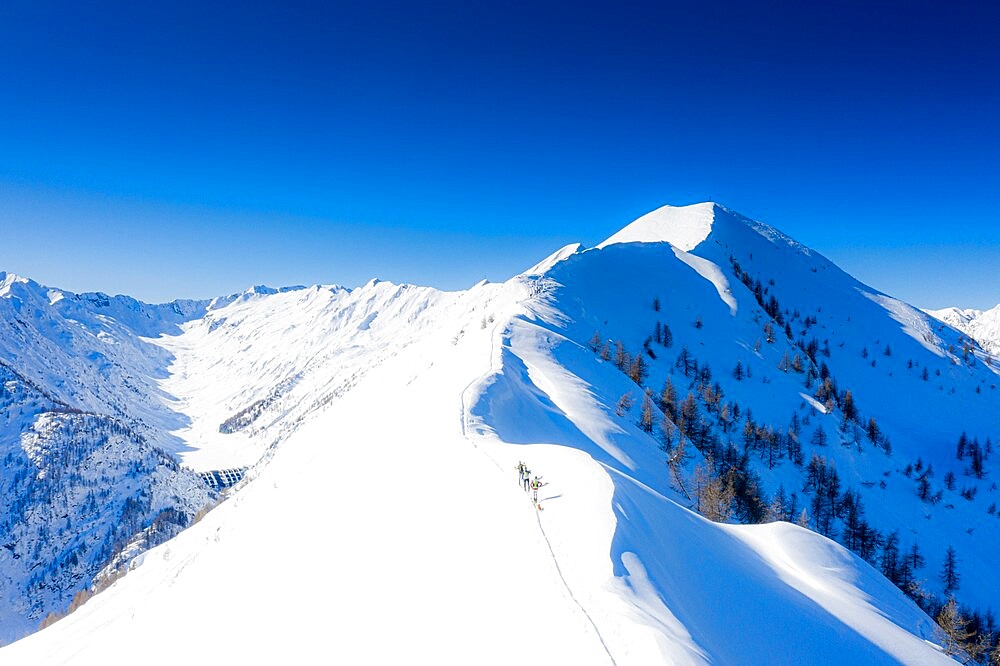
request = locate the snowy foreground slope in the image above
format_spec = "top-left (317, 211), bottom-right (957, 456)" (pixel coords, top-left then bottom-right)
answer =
top-left (4, 203), bottom-right (998, 663)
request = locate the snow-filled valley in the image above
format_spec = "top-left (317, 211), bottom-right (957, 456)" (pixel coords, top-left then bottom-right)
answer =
top-left (2, 203), bottom-right (999, 664)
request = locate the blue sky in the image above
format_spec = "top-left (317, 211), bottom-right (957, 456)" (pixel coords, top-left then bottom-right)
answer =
top-left (0, 1), bottom-right (997, 308)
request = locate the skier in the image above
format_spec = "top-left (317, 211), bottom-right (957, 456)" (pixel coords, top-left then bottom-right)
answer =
top-left (521, 465), bottom-right (532, 491)
top-left (530, 475), bottom-right (547, 508)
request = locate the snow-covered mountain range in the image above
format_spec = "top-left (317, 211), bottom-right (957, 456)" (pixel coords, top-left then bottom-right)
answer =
top-left (927, 305), bottom-right (1000, 357)
top-left (2, 203), bottom-right (998, 664)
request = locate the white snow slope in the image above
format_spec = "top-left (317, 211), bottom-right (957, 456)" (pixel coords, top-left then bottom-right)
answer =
top-left (4, 203), bottom-right (996, 664)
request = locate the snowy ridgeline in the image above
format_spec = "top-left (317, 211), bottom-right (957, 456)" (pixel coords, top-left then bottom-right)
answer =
top-left (519, 207), bottom-right (1000, 614)
top-left (1, 204), bottom-right (999, 663)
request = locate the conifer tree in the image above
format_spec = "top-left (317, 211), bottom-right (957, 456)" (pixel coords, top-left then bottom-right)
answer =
top-left (764, 427), bottom-right (780, 469)
top-left (588, 330), bottom-right (602, 353)
top-left (666, 433), bottom-right (690, 497)
top-left (865, 417), bottom-right (880, 444)
top-left (718, 402), bottom-right (732, 433)
top-left (743, 418), bottom-right (757, 453)
top-left (907, 542), bottom-right (925, 573)
top-left (675, 346), bottom-right (694, 376)
top-left (969, 439), bottom-right (985, 479)
top-left (936, 597), bottom-right (974, 658)
top-left (660, 417), bottom-right (678, 453)
top-left (678, 393), bottom-right (699, 439)
top-left (768, 484), bottom-right (789, 522)
top-left (796, 508), bottom-right (809, 528)
top-left (825, 466), bottom-right (841, 523)
top-left (693, 459), bottom-right (735, 522)
top-left (941, 546), bottom-right (960, 596)
top-left (614, 341), bottom-right (630, 372)
top-left (628, 354), bottom-right (649, 386)
top-left (841, 390), bottom-right (857, 423)
top-left (881, 531), bottom-right (901, 585)
top-left (917, 474), bottom-right (931, 502)
top-left (639, 390), bottom-right (655, 433)
top-left (660, 378), bottom-right (678, 422)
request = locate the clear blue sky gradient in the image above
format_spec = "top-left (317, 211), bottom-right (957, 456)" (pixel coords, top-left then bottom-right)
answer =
top-left (1, 1), bottom-right (997, 308)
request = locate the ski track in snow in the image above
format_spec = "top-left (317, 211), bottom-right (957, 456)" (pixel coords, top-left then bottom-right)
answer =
top-left (458, 299), bottom-right (617, 666)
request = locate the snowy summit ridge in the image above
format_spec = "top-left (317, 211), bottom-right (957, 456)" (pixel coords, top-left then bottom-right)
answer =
top-left (598, 202), bottom-right (817, 260)
top-left (598, 201), bottom-right (719, 250)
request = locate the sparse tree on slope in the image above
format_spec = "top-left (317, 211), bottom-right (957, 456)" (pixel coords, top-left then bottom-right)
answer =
top-left (941, 546), bottom-right (960, 596)
top-left (639, 390), bottom-right (655, 433)
top-left (616, 392), bottom-right (634, 417)
top-left (936, 597), bottom-right (974, 659)
top-left (660, 378), bottom-right (678, 422)
top-left (628, 354), bottom-right (648, 386)
top-left (842, 390), bottom-right (857, 424)
top-left (881, 531), bottom-right (901, 585)
top-left (662, 323), bottom-right (673, 348)
top-left (614, 341), bottom-right (630, 372)
top-left (588, 330), bottom-right (602, 352)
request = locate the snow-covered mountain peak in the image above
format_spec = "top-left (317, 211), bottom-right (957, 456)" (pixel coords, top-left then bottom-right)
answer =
top-left (597, 202), bottom-right (817, 265)
top-left (521, 242), bottom-right (582, 276)
top-left (0, 271), bottom-right (45, 299)
top-left (598, 201), bottom-right (718, 250)
top-left (927, 303), bottom-right (1000, 356)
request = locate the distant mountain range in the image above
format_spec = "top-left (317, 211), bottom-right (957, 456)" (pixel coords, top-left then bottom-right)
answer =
top-left (927, 305), bottom-right (1000, 357)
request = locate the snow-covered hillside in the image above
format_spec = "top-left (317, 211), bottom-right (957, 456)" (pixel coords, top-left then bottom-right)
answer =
top-left (927, 304), bottom-right (1000, 357)
top-left (0, 274), bottom-right (216, 641)
top-left (3, 203), bottom-right (998, 663)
